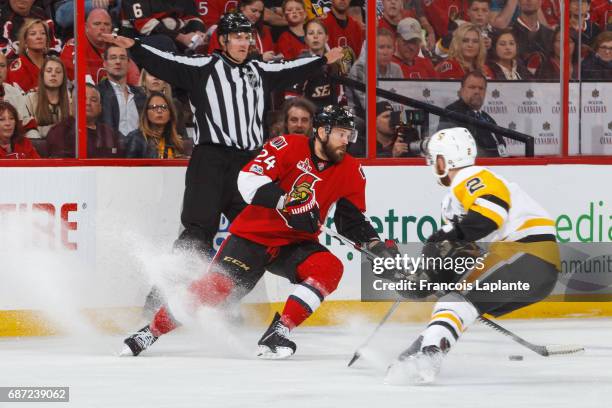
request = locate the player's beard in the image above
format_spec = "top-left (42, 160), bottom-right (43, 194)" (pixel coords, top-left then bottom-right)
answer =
top-left (323, 140), bottom-right (346, 163)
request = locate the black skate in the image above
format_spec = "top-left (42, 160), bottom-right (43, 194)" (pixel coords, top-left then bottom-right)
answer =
top-left (257, 312), bottom-right (296, 359)
top-left (120, 325), bottom-right (159, 357)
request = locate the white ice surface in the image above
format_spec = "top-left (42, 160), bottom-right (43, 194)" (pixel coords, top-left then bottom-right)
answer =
top-left (0, 318), bottom-right (611, 408)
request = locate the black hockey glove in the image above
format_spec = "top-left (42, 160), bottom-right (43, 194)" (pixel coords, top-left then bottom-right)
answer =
top-left (368, 239), bottom-right (407, 282)
top-left (283, 195), bottom-right (321, 234)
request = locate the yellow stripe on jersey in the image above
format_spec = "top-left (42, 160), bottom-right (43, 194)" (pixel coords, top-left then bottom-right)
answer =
top-left (453, 169), bottom-right (511, 226)
top-left (518, 218), bottom-right (556, 230)
top-left (431, 311), bottom-right (464, 333)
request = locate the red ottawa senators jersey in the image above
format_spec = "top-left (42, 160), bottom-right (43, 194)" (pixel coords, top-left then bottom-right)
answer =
top-left (194, 0), bottom-right (238, 27)
top-left (230, 135), bottom-right (367, 247)
top-left (392, 55), bottom-right (438, 79)
top-left (323, 12), bottom-right (364, 58)
top-left (421, 0), bottom-right (467, 38)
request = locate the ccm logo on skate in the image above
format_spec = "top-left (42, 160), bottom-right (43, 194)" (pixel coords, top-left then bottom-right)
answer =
top-left (223, 256), bottom-right (251, 271)
top-left (0, 202), bottom-right (80, 250)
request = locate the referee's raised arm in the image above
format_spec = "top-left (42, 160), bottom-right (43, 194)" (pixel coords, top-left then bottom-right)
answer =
top-left (253, 46), bottom-right (345, 91)
top-left (101, 33), bottom-right (214, 91)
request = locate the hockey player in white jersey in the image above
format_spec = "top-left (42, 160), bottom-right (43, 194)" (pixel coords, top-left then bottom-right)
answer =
top-left (386, 127), bottom-right (560, 385)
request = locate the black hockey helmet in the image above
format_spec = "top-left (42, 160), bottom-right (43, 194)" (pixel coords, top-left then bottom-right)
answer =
top-left (217, 12), bottom-right (253, 36)
top-left (314, 105), bottom-right (357, 142)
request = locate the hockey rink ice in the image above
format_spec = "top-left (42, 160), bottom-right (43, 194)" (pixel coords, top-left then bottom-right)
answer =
top-left (1, 317), bottom-right (611, 408)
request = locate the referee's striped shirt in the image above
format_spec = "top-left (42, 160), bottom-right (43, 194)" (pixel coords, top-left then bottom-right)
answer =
top-left (129, 41), bottom-right (327, 150)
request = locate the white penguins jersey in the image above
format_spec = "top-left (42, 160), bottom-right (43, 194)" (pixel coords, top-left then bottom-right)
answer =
top-left (440, 166), bottom-right (556, 243)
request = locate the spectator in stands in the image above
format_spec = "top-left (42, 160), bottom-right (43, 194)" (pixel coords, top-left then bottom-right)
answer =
top-left (25, 56), bottom-right (71, 139)
top-left (54, 1), bottom-right (122, 31)
top-left (375, 100), bottom-right (408, 158)
top-left (438, 71), bottom-right (507, 157)
top-left (392, 17), bottom-right (438, 79)
top-left (421, 0), bottom-right (467, 40)
top-left (590, 0), bottom-right (612, 32)
top-left (139, 68), bottom-right (189, 138)
top-left (490, 0), bottom-right (519, 30)
top-left (348, 29), bottom-right (402, 115)
top-left (581, 31), bottom-right (612, 79)
top-left (0, 0), bottom-right (62, 59)
top-left (47, 83), bottom-right (124, 158)
top-left (540, 0), bottom-right (561, 28)
top-left (323, 0), bottom-right (364, 58)
top-left (570, 0), bottom-right (601, 48)
top-left (98, 45), bottom-right (146, 138)
top-left (60, 7), bottom-right (111, 82)
top-left (125, 91), bottom-right (185, 158)
top-left (536, 27), bottom-right (579, 80)
top-left (281, 96), bottom-right (316, 134)
top-left (435, 23), bottom-right (493, 79)
top-left (0, 100), bottom-right (40, 159)
top-left (276, 0), bottom-right (308, 60)
top-left (512, 0), bottom-right (554, 73)
top-left (0, 52), bottom-right (39, 139)
top-left (466, 0), bottom-right (493, 49)
top-left (209, 1), bottom-right (277, 61)
top-left (120, 0), bottom-right (206, 52)
top-left (6, 19), bottom-right (50, 93)
top-left (487, 28), bottom-right (533, 79)
top-left (378, 0), bottom-right (415, 37)
top-left (287, 19), bottom-right (342, 109)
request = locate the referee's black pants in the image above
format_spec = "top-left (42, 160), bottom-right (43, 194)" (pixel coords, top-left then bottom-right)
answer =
top-left (174, 144), bottom-right (256, 256)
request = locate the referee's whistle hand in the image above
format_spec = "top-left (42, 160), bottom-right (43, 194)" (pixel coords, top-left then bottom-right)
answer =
top-left (101, 33), bottom-right (135, 49)
top-left (324, 47), bottom-right (344, 65)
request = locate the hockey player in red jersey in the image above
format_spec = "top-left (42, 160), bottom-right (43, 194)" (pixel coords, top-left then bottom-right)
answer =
top-left (121, 106), bottom-right (401, 359)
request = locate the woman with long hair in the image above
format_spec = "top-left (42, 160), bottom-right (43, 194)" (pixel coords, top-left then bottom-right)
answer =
top-left (208, 1), bottom-right (276, 61)
top-left (26, 56), bottom-right (71, 138)
top-left (487, 29), bottom-right (533, 80)
top-left (0, 101), bottom-right (40, 159)
top-left (126, 91), bottom-right (185, 158)
top-left (536, 27), bottom-right (579, 80)
top-left (276, 0), bottom-right (308, 60)
top-left (286, 19), bottom-right (340, 109)
top-left (7, 19), bottom-right (50, 93)
top-left (435, 23), bottom-right (493, 80)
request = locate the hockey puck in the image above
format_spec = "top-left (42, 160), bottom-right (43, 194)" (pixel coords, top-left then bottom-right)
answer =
top-left (508, 355), bottom-right (524, 361)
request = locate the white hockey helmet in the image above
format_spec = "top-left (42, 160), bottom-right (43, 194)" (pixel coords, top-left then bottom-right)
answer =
top-left (425, 127), bottom-right (477, 178)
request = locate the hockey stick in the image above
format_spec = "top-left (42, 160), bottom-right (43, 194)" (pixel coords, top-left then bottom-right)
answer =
top-left (478, 316), bottom-right (585, 356)
top-left (348, 300), bottom-right (400, 367)
top-left (323, 227), bottom-right (585, 360)
top-left (321, 226), bottom-right (402, 367)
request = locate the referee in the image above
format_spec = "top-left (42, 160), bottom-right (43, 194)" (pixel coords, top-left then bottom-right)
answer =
top-left (103, 13), bottom-right (344, 256)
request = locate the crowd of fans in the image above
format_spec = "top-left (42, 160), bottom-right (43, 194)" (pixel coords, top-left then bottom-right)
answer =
top-left (0, 0), bottom-right (609, 159)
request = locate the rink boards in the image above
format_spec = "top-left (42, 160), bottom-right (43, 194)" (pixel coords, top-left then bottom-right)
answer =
top-left (1, 164), bottom-right (612, 336)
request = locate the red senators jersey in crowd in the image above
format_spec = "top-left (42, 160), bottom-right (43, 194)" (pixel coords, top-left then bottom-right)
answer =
top-left (392, 55), bottom-right (438, 79)
top-left (541, 0), bottom-right (560, 28)
top-left (421, 0), bottom-right (466, 38)
top-left (323, 12), bottom-right (364, 58)
top-left (6, 55), bottom-right (40, 93)
top-left (230, 135), bottom-right (367, 246)
top-left (0, 137), bottom-right (40, 159)
top-left (435, 58), bottom-right (493, 80)
top-left (276, 31), bottom-right (308, 61)
top-left (591, 0), bottom-right (612, 30)
top-left (194, 0), bottom-right (238, 27)
top-left (121, 0), bottom-right (204, 36)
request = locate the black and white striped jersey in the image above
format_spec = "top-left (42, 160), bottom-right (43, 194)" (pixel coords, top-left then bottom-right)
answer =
top-left (129, 41), bottom-right (327, 150)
